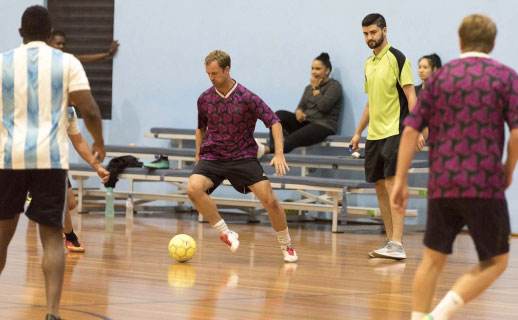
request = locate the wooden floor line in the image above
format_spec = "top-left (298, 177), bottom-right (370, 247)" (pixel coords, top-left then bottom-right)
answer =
top-left (60, 308), bottom-right (112, 320)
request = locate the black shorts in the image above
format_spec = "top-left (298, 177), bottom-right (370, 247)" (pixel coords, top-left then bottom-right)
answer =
top-left (68, 177), bottom-right (72, 188)
top-left (364, 134), bottom-right (400, 183)
top-left (191, 158), bottom-right (268, 194)
top-left (424, 198), bottom-right (510, 261)
top-left (0, 169), bottom-right (68, 227)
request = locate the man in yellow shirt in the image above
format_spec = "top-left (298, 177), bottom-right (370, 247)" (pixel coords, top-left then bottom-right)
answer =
top-left (350, 13), bottom-right (422, 260)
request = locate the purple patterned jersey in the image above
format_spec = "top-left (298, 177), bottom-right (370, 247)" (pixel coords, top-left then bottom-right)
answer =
top-left (197, 82), bottom-right (279, 160)
top-left (405, 54), bottom-right (518, 199)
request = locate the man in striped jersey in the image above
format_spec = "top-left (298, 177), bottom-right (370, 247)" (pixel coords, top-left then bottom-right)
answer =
top-left (0, 6), bottom-right (105, 320)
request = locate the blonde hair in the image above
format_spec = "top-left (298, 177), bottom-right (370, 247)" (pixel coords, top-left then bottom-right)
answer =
top-left (458, 14), bottom-right (497, 53)
top-left (205, 50), bottom-right (231, 69)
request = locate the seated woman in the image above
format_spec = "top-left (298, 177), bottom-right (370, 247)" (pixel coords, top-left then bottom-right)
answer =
top-left (415, 53), bottom-right (442, 96)
top-left (258, 52), bottom-right (343, 157)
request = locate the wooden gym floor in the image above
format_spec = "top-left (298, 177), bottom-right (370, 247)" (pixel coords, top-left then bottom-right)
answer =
top-left (1, 212), bottom-right (517, 320)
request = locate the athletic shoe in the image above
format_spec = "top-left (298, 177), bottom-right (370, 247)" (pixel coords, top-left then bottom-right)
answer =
top-left (255, 139), bottom-right (265, 159)
top-left (45, 314), bottom-right (62, 320)
top-left (371, 240), bottom-right (406, 260)
top-left (66, 239), bottom-right (85, 253)
top-left (368, 239), bottom-right (389, 258)
top-left (220, 231), bottom-right (240, 252)
top-left (281, 244), bottom-right (298, 263)
top-left (144, 155), bottom-right (170, 169)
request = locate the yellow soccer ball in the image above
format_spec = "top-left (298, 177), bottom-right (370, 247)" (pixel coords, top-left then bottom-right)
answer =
top-left (168, 234), bottom-right (196, 263)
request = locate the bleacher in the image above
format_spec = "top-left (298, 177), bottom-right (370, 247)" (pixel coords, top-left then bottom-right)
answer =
top-left (70, 127), bottom-right (428, 233)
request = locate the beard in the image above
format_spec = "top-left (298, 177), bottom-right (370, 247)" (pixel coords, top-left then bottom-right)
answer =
top-left (367, 34), bottom-right (384, 49)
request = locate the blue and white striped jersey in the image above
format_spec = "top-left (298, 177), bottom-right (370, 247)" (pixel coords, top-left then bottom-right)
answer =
top-left (0, 41), bottom-right (89, 170)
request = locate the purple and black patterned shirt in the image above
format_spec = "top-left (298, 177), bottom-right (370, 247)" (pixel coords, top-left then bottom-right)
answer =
top-left (197, 81), bottom-right (279, 160)
top-left (405, 53), bottom-right (518, 199)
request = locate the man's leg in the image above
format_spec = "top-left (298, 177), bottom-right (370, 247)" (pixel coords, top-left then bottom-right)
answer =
top-left (63, 187), bottom-right (84, 252)
top-left (412, 247), bottom-right (448, 314)
top-left (374, 178), bottom-right (393, 240)
top-left (0, 214), bottom-right (21, 273)
top-left (39, 223), bottom-right (65, 318)
top-left (248, 180), bottom-right (297, 262)
top-left (187, 174), bottom-right (221, 225)
top-left (371, 176), bottom-right (406, 259)
top-left (63, 187), bottom-right (75, 234)
top-left (187, 174), bottom-right (239, 252)
top-left (384, 176), bottom-right (404, 243)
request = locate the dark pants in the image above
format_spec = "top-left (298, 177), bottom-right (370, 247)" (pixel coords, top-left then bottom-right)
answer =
top-left (269, 110), bottom-right (334, 153)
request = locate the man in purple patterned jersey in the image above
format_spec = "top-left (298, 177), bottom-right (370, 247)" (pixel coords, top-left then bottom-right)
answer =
top-left (186, 50), bottom-right (297, 263)
top-left (391, 15), bottom-right (518, 320)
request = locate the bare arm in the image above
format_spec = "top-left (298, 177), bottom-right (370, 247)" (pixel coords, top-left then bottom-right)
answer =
top-left (349, 101), bottom-right (370, 151)
top-left (403, 84), bottom-right (427, 150)
top-left (69, 133), bottom-right (109, 184)
top-left (504, 128), bottom-right (518, 189)
top-left (270, 122), bottom-right (289, 176)
top-left (195, 128), bottom-right (206, 164)
top-left (69, 90), bottom-right (105, 161)
top-left (75, 40), bottom-right (119, 64)
top-left (391, 126), bottom-right (420, 213)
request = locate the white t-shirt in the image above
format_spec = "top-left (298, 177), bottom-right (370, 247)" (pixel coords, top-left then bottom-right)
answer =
top-left (67, 107), bottom-right (80, 136)
top-left (0, 41), bottom-right (90, 170)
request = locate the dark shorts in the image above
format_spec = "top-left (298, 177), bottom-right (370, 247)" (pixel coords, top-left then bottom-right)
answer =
top-left (0, 169), bottom-right (68, 227)
top-left (424, 198), bottom-right (511, 261)
top-left (364, 134), bottom-right (400, 183)
top-left (191, 158), bottom-right (268, 194)
top-left (68, 177), bottom-right (72, 188)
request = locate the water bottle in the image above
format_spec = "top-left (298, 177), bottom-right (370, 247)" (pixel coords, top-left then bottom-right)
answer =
top-left (125, 194), bottom-right (134, 218)
top-left (104, 187), bottom-right (115, 218)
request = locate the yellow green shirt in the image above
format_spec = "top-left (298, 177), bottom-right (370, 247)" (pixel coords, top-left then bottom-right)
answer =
top-left (364, 44), bottom-right (414, 140)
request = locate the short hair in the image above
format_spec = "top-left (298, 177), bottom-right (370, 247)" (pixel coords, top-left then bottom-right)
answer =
top-left (458, 14), bottom-right (497, 53)
top-left (315, 52), bottom-right (332, 71)
top-left (21, 5), bottom-right (52, 39)
top-left (419, 53), bottom-right (442, 70)
top-left (362, 13), bottom-right (386, 29)
top-left (205, 50), bottom-right (231, 69)
top-left (52, 30), bottom-right (67, 39)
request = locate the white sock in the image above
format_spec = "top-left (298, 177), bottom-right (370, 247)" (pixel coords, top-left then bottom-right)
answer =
top-left (391, 240), bottom-right (403, 246)
top-left (430, 290), bottom-right (464, 320)
top-left (213, 219), bottom-right (230, 235)
top-left (411, 311), bottom-right (427, 320)
top-left (277, 228), bottom-right (291, 246)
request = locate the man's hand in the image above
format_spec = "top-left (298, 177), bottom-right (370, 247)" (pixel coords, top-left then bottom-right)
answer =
top-left (349, 133), bottom-right (361, 152)
top-left (91, 140), bottom-right (106, 162)
top-left (390, 180), bottom-right (408, 214)
top-left (95, 166), bottom-right (110, 184)
top-left (295, 109), bottom-right (306, 122)
top-left (416, 133), bottom-right (426, 151)
top-left (270, 153), bottom-right (290, 176)
top-left (108, 40), bottom-right (119, 57)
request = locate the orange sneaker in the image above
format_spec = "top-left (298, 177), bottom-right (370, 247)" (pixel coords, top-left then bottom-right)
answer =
top-left (66, 239), bottom-right (85, 253)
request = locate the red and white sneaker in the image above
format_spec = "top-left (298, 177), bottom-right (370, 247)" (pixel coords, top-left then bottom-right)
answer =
top-left (220, 231), bottom-right (239, 252)
top-left (281, 244), bottom-right (298, 262)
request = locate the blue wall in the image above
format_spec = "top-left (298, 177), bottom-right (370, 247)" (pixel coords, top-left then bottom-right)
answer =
top-left (2, 1), bottom-right (518, 231)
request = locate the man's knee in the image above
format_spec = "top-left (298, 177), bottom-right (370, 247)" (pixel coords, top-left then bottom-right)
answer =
top-left (186, 182), bottom-right (206, 200)
top-left (422, 247), bottom-right (448, 270)
top-left (261, 193), bottom-right (280, 210)
top-left (481, 253), bottom-right (509, 273)
top-left (374, 179), bottom-right (386, 191)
